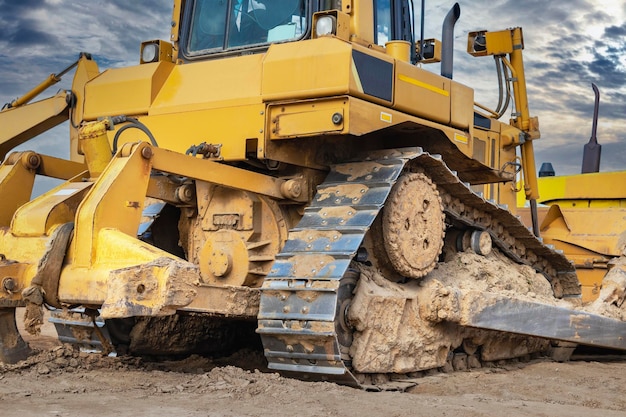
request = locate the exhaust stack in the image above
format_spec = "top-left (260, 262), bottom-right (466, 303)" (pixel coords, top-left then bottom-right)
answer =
top-left (441, 3), bottom-right (460, 79)
top-left (581, 83), bottom-right (602, 173)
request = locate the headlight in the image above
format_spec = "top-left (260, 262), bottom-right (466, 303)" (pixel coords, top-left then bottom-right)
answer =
top-left (315, 15), bottom-right (336, 37)
top-left (141, 43), bottom-right (159, 63)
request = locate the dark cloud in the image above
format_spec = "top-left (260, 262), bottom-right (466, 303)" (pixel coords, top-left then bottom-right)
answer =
top-left (604, 24), bottom-right (626, 37)
top-left (5, 18), bottom-right (58, 46)
top-left (0, 0), bottom-right (47, 10)
top-left (586, 50), bottom-right (626, 88)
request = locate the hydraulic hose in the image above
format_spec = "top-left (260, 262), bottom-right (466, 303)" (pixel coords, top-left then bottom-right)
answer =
top-left (111, 117), bottom-right (158, 154)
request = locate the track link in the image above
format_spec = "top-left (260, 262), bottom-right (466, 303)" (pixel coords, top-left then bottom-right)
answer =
top-left (257, 147), bottom-right (577, 387)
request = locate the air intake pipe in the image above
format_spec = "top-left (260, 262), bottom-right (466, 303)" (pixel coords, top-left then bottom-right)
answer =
top-left (441, 3), bottom-right (460, 79)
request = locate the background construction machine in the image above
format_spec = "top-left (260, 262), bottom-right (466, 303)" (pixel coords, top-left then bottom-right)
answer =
top-left (1, 0), bottom-right (626, 388)
top-left (521, 84), bottom-right (626, 303)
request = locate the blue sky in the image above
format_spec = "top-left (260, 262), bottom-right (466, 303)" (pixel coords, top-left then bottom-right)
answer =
top-left (1, 0), bottom-right (625, 179)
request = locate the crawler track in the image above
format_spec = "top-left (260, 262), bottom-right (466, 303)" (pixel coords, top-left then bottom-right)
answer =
top-left (257, 147), bottom-right (578, 388)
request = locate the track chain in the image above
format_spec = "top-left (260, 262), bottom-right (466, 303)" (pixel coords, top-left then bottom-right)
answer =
top-left (257, 147), bottom-right (577, 388)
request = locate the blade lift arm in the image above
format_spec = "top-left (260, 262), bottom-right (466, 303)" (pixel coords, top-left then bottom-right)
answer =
top-left (0, 54), bottom-right (94, 161)
top-left (468, 27), bottom-right (541, 236)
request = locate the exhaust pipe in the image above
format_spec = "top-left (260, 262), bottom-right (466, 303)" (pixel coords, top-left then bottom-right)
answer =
top-left (581, 83), bottom-right (602, 173)
top-left (441, 3), bottom-right (461, 79)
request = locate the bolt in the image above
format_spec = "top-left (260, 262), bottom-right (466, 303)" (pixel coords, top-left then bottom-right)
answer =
top-left (331, 112), bottom-right (343, 125)
top-left (141, 146), bottom-right (153, 159)
top-left (2, 277), bottom-right (16, 292)
top-left (176, 184), bottom-right (195, 203)
top-left (27, 154), bottom-right (41, 169)
top-left (281, 179), bottom-right (302, 199)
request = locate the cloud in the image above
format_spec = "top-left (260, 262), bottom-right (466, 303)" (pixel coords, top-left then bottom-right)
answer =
top-left (605, 24), bottom-right (626, 37)
top-left (1, 0), bottom-right (625, 183)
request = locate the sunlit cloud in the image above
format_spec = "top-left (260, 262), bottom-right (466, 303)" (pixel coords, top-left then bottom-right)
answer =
top-left (0, 0), bottom-right (624, 179)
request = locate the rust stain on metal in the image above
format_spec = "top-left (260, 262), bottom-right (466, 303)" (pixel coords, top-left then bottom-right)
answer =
top-left (334, 161), bottom-right (385, 181)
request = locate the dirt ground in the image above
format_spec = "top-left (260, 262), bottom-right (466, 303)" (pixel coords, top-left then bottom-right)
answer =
top-left (1, 312), bottom-right (626, 417)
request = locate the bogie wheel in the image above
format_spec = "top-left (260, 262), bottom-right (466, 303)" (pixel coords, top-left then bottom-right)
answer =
top-left (336, 269), bottom-right (359, 355)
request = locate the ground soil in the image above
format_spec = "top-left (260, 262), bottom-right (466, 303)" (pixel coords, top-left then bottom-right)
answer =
top-left (1, 311), bottom-right (625, 417)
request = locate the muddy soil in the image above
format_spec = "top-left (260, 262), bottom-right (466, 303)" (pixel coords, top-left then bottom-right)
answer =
top-left (1, 312), bottom-right (625, 417)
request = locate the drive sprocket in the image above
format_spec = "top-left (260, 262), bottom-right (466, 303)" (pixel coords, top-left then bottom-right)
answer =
top-left (382, 171), bottom-right (445, 278)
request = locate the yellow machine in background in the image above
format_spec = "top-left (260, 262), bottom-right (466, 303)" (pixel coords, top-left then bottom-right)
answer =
top-left (519, 84), bottom-right (626, 303)
top-left (2, 0), bottom-right (626, 388)
top-left (533, 172), bottom-right (626, 302)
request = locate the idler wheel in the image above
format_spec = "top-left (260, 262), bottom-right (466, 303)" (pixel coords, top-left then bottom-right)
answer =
top-left (382, 172), bottom-right (445, 278)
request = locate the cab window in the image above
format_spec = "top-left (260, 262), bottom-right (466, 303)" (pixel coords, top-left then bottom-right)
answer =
top-left (186, 0), bottom-right (309, 56)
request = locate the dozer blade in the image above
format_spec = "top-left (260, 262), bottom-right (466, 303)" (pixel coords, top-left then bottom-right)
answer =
top-left (0, 308), bottom-right (32, 364)
top-left (457, 291), bottom-right (626, 351)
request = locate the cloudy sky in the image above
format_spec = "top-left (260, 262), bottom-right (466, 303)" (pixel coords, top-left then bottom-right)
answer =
top-left (1, 0), bottom-right (625, 182)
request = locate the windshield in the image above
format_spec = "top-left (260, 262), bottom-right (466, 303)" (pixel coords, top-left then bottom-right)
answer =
top-left (187, 0), bottom-right (309, 55)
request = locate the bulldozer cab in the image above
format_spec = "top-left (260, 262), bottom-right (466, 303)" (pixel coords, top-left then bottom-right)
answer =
top-left (184, 0), bottom-right (309, 54)
top-left (176, 0), bottom-right (414, 59)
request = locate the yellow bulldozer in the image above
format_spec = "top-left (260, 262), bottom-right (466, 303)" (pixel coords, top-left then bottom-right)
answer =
top-left (1, 0), bottom-right (626, 388)
top-left (521, 83), bottom-right (626, 304)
